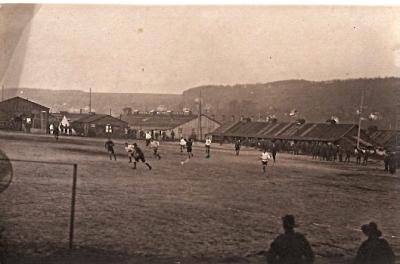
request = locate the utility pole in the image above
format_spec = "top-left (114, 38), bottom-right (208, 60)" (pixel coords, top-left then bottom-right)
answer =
top-left (89, 87), bottom-right (92, 114)
top-left (356, 88), bottom-right (366, 149)
top-left (1, 84), bottom-right (4, 101)
top-left (198, 90), bottom-right (203, 141)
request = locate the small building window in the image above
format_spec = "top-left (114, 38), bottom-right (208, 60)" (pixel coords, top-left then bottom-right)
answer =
top-left (105, 124), bottom-right (113, 133)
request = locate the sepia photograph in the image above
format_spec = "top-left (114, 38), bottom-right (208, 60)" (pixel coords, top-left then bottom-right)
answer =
top-left (0, 2), bottom-right (399, 263)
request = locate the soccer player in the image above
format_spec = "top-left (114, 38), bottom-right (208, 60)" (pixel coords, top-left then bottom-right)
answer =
top-left (234, 139), bottom-right (241, 156)
top-left (145, 131), bottom-right (152, 147)
top-left (260, 149), bottom-right (272, 174)
top-left (180, 137), bottom-right (186, 153)
top-left (205, 137), bottom-right (212, 158)
top-left (150, 139), bottom-right (161, 160)
top-left (186, 138), bottom-right (194, 158)
top-left (132, 143), bottom-right (152, 170)
top-left (105, 138), bottom-right (117, 161)
top-left (124, 142), bottom-right (134, 163)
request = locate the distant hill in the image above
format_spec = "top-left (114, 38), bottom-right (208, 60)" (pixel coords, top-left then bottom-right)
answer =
top-left (182, 77), bottom-right (399, 129)
top-left (2, 77), bottom-right (398, 129)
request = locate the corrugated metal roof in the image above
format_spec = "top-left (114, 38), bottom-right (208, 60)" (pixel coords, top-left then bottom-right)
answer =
top-left (369, 130), bottom-right (399, 147)
top-left (210, 121), bottom-right (360, 142)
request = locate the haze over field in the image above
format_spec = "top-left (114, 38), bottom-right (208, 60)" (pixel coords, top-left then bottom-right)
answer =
top-left (1, 5), bottom-right (400, 93)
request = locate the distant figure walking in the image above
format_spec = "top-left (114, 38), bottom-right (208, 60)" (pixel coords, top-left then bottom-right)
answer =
top-left (180, 137), bottom-right (186, 153)
top-left (267, 215), bottom-right (314, 264)
top-left (355, 222), bottom-right (395, 264)
top-left (384, 152), bottom-right (390, 172)
top-left (53, 126), bottom-right (59, 141)
top-left (234, 139), bottom-right (241, 156)
top-left (362, 149), bottom-right (370, 166)
top-left (132, 143), bottom-right (152, 170)
top-left (150, 139), bottom-right (161, 160)
top-left (105, 138), bottom-right (117, 161)
top-left (271, 142), bottom-right (278, 163)
top-left (260, 150), bottom-right (272, 174)
top-left (345, 148), bottom-right (351, 163)
top-left (355, 147), bottom-right (362, 165)
top-left (388, 152), bottom-right (397, 174)
top-left (205, 137), bottom-right (212, 158)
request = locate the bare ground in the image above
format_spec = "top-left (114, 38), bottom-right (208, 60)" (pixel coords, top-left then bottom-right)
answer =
top-left (0, 131), bottom-right (399, 263)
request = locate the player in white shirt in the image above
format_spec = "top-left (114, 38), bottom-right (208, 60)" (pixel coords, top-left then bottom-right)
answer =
top-left (260, 150), bottom-right (272, 174)
top-left (124, 142), bottom-right (134, 163)
top-left (179, 137), bottom-right (187, 153)
top-left (150, 139), bottom-right (161, 159)
top-left (145, 131), bottom-right (152, 147)
top-left (205, 137), bottom-right (212, 158)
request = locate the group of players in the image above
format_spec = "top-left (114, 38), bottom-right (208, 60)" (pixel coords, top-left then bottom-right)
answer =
top-left (104, 135), bottom-right (277, 174)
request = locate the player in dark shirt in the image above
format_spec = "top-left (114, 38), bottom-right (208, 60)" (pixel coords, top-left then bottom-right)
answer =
top-left (105, 139), bottom-right (116, 161)
top-left (186, 138), bottom-right (194, 158)
top-left (132, 143), bottom-right (152, 170)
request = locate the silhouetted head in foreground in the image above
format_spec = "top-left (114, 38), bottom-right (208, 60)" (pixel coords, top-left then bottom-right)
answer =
top-left (282, 214), bottom-right (298, 232)
top-left (361, 222), bottom-right (382, 238)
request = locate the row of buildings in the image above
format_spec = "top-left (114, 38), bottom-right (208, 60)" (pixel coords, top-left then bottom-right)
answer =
top-left (0, 96), bottom-right (221, 140)
top-left (0, 96), bottom-right (398, 151)
top-left (210, 119), bottom-right (399, 150)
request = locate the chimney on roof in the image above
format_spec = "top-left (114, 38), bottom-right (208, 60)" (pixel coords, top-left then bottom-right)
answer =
top-left (123, 107), bottom-right (132, 115)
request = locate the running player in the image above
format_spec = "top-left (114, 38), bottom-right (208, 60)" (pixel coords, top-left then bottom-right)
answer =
top-left (132, 143), bottom-right (152, 170)
top-left (145, 131), bottom-right (152, 147)
top-left (105, 138), bottom-right (117, 161)
top-left (180, 137), bottom-right (186, 152)
top-left (150, 139), bottom-right (161, 160)
top-left (260, 149), bottom-right (272, 174)
top-left (205, 137), bottom-right (212, 158)
top-left (124, 142), bottom-right (134, 163)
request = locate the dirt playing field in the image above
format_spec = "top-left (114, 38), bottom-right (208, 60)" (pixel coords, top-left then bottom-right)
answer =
top-left (0, 131), bottom-right (399, 263)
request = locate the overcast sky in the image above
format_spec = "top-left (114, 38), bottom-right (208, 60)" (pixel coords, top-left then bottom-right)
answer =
top-left (3, 5), bottom-right (400, 93)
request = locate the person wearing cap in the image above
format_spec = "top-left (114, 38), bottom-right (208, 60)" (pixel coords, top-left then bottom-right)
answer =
top-left (355, 222), bottom-right (395, 264)
top-left (132, 143), bottom-right (152, 170)
top-left (267, 215), bottom-right (314, 264)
